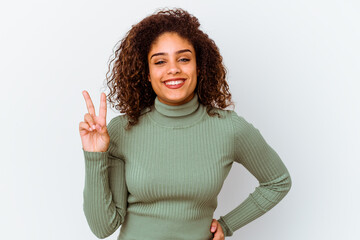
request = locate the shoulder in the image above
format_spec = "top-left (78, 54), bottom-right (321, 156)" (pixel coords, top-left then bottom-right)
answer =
top-left (107, 114), bottom-right (128, 132)
top-left (202, 107), bottom-right (253, 133)
top-left (202, 107), bottom-right (249, 126)
top-left (209, 108), bottom-right (251, 126)
top-left (229, 110), bottom-right (252, 126)
top-left (225, 110), bottom-right (261, 139)
top-left (202, 108), bottom-right (261, 142)
top-left (204, 106), bottom-right (233, 119)
top-left (108, 107), bottom-right (151, 126)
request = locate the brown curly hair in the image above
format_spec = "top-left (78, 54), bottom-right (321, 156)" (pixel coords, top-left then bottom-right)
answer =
top-left (104, 7), bottom-right (234, 130)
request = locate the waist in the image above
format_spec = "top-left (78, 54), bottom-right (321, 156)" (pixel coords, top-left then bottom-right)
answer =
top-left (118, 212), bottom-right (214, 240)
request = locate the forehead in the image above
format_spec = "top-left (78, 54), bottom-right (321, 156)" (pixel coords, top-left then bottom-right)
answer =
top-left (148, 32), bottom-right (194, 54)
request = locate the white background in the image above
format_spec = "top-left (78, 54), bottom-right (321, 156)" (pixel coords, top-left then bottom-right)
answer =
top-left (1, 0), bottom-right (359, 239)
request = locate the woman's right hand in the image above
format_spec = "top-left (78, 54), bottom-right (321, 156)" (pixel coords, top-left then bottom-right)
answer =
top-left (79, 90), bottom-right (110, 152)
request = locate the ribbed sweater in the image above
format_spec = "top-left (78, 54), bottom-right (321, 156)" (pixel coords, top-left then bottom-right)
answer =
top-left (82, 93), bottom-right (292, 240)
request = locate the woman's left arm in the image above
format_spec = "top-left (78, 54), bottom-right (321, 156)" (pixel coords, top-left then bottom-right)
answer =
top-left (216, 111), bottom-right (292, 237)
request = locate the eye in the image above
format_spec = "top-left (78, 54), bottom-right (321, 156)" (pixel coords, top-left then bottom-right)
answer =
top-left (155, 60), bottom-right (165, 65)
top-left (179, 58), bottom-right (190, 62)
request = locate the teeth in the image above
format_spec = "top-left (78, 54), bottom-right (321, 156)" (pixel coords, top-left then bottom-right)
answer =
top-left (165, 80), bottom-right (184, 85)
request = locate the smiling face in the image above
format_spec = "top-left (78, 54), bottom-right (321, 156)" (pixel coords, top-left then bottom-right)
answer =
top-left (147, 32), bottom-right (198, 106)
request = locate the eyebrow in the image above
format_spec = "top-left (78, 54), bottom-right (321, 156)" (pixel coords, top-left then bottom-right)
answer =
top-left (150, 49), bottom-right (192, 59)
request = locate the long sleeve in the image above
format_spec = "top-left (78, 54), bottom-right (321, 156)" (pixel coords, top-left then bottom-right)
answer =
top-left (82, 117), bottom-right (128, 239)
top-left (217, 111), bottom-right (292, 237)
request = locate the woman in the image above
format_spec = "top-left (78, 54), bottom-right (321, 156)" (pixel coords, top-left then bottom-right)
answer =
top-left (79, 8), bottom-right (292, 240)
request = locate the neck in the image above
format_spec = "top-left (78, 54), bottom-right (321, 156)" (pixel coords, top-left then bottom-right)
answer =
top-left (148, 92), bottom-right (206, 128)
top-left (158, 92), bottom-right (195, 106)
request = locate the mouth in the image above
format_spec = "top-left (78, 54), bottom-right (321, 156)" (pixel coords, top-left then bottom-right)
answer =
top-left (163, 78), bottom-right (186, 84)
top-left (163, 78), bottom-right (186, 89)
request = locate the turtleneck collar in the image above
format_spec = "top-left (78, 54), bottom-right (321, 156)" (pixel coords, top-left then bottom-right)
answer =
top-left (147, 92), bottom-right (206, 128)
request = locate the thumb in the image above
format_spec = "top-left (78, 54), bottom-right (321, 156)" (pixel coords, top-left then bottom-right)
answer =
top-left (96, 123), bottom-right (107, 133)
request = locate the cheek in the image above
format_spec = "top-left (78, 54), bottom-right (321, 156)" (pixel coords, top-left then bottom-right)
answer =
top-left (149, 67), bottom-right (164, 81)
top-left (183, 63), bottom-right (197, 75)
top-left (189, 66), bottom-right (198, 79)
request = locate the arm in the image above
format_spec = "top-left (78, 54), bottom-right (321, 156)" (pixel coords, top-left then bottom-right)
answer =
top-left (217, 111), bottom-right (292, 237)
top-left (82, 117), bottom-right (128, 239)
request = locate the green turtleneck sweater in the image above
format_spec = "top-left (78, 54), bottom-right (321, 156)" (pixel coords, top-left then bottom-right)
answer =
top-left (82, 93), bottom-right (292, 240)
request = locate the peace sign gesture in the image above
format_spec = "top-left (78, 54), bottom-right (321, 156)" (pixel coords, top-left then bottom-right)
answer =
top-left (79, 90), bottom-right (110, 152)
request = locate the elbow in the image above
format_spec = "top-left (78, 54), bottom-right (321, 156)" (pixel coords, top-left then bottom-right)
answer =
top-left (260, 171), bottom-right (292, 201)
top-left (286, 173), bottom-right (292, 192)
top-left (87, 214), bottom-right (126, 239)
top-left (274, 171), bottom-right (292, 196)
top-left (282, 171), bottom-right (292, 194)
top-left (83, 204), bottom-right (126, 239)
top-left (274, 172), bottom-right (292, 203)
top-left (251, 172), bottom-right (292, 213)
top-left (94, 233), bottom-right (110, 240)
top-left (92, 229), bottom-right (114, 240)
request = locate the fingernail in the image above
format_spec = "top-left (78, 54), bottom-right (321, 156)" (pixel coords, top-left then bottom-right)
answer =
top-left (211, 227), bottom-right (216, 231)
top-left (92, 125), bottom-right (96, 130)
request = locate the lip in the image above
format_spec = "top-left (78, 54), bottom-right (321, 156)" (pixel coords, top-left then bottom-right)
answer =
top-left (163, 78), bottom-right (186, 83)
top-left (163, 78), bottom-right (186, 89)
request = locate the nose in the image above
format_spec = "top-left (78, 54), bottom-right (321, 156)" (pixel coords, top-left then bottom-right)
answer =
top-left (167, 60), bottom-right (181, 75)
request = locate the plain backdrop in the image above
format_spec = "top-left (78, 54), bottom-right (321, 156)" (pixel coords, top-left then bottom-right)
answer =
top-left (1, 0), bottom-right (359, 239)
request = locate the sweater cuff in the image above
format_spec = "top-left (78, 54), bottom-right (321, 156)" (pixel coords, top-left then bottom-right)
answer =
top-left (82, 148), bottom-right (109, 161)
top-left (217, 216), bottom-right (233, 237)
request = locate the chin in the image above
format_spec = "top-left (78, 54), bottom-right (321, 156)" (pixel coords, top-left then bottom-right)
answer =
top-left (158, 94), bottom-right (185, 105)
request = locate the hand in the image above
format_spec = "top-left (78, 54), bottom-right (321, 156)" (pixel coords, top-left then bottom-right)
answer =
top-left (210, 219), bottom-right (225, 240)
top-left (79, 90), bottom-right (110, 152)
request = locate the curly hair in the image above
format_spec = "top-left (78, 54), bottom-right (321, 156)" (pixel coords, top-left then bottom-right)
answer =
top-left (105, 7), bottom-right (234, 130)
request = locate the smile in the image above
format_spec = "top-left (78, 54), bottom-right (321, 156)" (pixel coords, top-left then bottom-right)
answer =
top-left (163, 79), bottom-right (186, 89)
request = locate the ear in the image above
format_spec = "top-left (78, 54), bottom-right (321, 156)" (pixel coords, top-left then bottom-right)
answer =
top-left (148, 74), bottom-right (151, 82)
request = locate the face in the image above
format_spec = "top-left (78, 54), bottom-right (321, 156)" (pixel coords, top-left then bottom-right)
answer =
top-left (148, 32), bottom-right (197, 106)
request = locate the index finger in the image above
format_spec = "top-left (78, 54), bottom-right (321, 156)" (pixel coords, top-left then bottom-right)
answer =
top-left (82, 90), bottom-right (96, 116)
top-left (99, 92), bottom-right (107, 120)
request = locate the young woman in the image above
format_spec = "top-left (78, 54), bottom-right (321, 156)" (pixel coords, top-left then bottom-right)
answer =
top-left (79, 8), bottom-right (292, 240)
